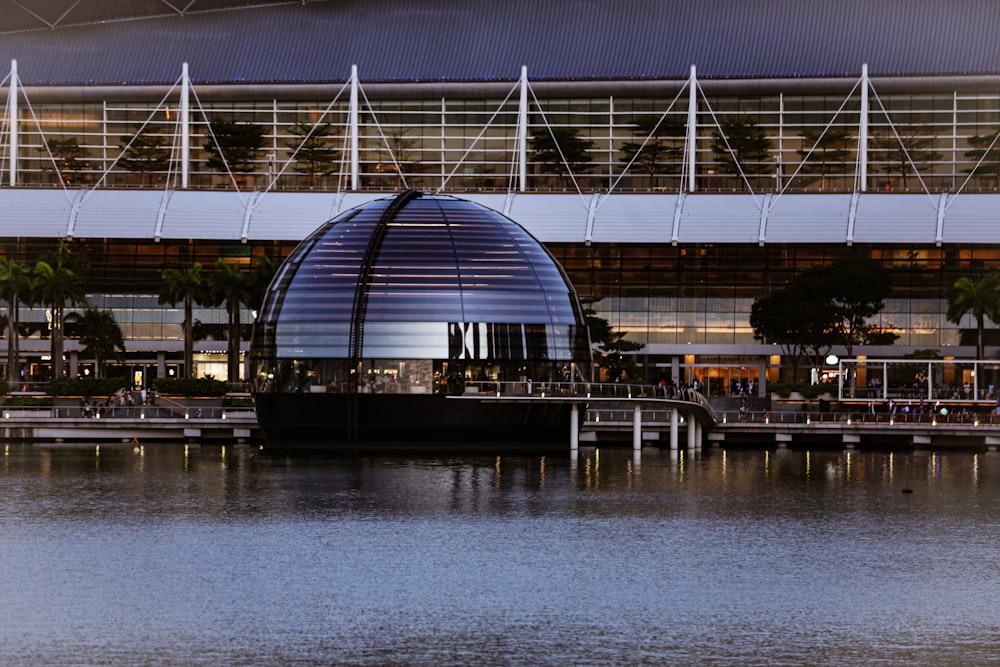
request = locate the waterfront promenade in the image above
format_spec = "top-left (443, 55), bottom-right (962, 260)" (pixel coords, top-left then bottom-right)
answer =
top-left (4, 382), bottom-right (1000, 452)
top-left (0, 405), bottom-right (258, 445)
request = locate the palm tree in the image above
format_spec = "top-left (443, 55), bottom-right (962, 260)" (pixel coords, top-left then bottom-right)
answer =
top-left (947, 272), bottom-right (1000, 359)
top-left (66, 307), bottom-right (125, 378)
top-left (207, 258), bottom-right (253, 385)
top-left (34, 242), bottom-right (87, 380)
top-left (158, 263), bottom-right (205, 379)
top-left (0, 257), bottom-right (34, 386)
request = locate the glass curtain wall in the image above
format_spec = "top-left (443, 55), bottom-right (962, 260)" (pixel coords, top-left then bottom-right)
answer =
top-left (6, 81), bottom-right (1000, 193)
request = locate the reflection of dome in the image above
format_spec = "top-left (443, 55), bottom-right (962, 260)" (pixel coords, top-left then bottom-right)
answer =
top-left (251, 191), bottom-right (592, 449)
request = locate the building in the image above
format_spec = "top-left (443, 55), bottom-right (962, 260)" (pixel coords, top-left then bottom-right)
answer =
top-left (1, 0), bottom-right (1000, 397)
top-left (251, 191), bottom-right (592, 445)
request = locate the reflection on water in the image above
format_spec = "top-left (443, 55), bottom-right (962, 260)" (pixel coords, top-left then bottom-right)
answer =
top-left (2, 442), bottom-right (1000, 666)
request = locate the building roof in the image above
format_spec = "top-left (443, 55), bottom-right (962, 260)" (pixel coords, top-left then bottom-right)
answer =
top-left (0, 0), bottom-right (997, 86)
top-left (0, 189), bottom-right (994, 247)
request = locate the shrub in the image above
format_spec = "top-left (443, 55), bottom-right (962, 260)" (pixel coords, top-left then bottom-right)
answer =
top-left (4, 396), bottom-right (53, 407)
top-left (222, 396), bottom-right (254, 408)
top-left (46, 377), bottom-right (127, 397)
top-left (152, 377), bottom-right (228, 397)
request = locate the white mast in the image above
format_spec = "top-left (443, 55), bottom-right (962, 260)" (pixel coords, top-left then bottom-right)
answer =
top-left (8, 60), bottom-right (18, 186)
top-left (350, 64), bottom-right (359, 191)
top-left (687, 65), bottom-right (697, 193)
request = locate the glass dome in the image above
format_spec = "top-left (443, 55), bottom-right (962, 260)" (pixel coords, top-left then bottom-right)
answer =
top-left (251, 191), bottom-right (591, 445)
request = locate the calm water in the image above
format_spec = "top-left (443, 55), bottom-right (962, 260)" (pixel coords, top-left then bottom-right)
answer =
top-left (2, 442), bottom-right (1000, 666)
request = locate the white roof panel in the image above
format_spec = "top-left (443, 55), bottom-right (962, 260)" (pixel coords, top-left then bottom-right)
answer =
top-left (941, 194), bottom-right (1000, 244)
top-left (765, 194), bottom-right (851, 243)
top-left (0, 189), bottom-right (76, 237)
top-left (853, 194), bottom-right (939, 243)
top-left (507, 194), bottom-right (590, 242)
top-left (591, 194), bottom-right (675, 243)
top-left (158, 191), bottom-right (248, 241)
top-left (72, 190), bottom-right (163, 239)
top-left (676, 195), bottom-right (761, 244)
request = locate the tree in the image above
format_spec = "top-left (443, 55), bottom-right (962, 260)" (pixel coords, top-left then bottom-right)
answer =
top-left (750, 282), bottom-right (836, 383)
top-left (711, 119), bottom-right (773, 189)
top-left (41, 137), bottom-right (88, 185)
top-left (618, 115), bottom-right (685, 188)
top-left (529, 126), bottom-right (594, 185)
top-left (869, 127), bottom-right (941, 191)
top-left (0, 257), bottom-right (34, 386)
top-left (797, 127), bottom-right (852, 191)
top-left (65, 307), bottom-right (125, 378)
top-left (118, 127), bottom-right (171, 185)
top-left (798, 255), bottom-right (896, 360)
top-left (286, 121), bottom-right (342, 184)
top-left (158, 263), bottom-right (206, 380)
top-left (33, 241), bottom-right (88, 380)
top-left (203, 117), bottom-right (264, 174)
top-left (947, 272), bottom-right (1000, 360)
top-left (963, 130), bottom-right (1000, 189)
top-left (581, 297), bottom-right (644, 382)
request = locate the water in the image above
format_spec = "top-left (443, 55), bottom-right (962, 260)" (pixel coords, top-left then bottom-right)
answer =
top-left (2, 442), bottom-right (1000, 666)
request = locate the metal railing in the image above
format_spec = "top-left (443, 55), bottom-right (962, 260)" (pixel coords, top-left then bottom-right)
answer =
top-left (714, 409), bottom-right (1000, 426)
top-left (1, 405), bottom-right (256, 420)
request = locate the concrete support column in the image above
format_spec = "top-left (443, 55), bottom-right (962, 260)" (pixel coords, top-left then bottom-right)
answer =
top-left (157, 351), bottom-right (166, 379)
top-left (570, 403), bottom-right (579, 452)
top-left (687, 417), bottom-right (696, 450)
top-left (69, 351), bottom-right (78, 378)
top-left (632, 404), bottom-right (642, 451)
top-left (843, 433), bottom-right (860, 450)
top-left (695, 421), bottom-right (702, 450)
top-left (757, 356), bottom-right (767, 397)
top-left (670, 407), bottom-right (679, 450)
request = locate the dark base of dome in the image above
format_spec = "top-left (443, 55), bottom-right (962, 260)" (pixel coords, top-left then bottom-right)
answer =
top-left (253, 392), bottom-right (577, 453)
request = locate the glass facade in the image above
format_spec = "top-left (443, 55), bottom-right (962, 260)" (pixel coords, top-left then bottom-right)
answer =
top-left (9, 77), bottom-right (1000, 194)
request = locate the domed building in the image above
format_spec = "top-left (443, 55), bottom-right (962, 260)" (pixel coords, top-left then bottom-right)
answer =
top-left (251, 191), bottom-right (593, 449)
